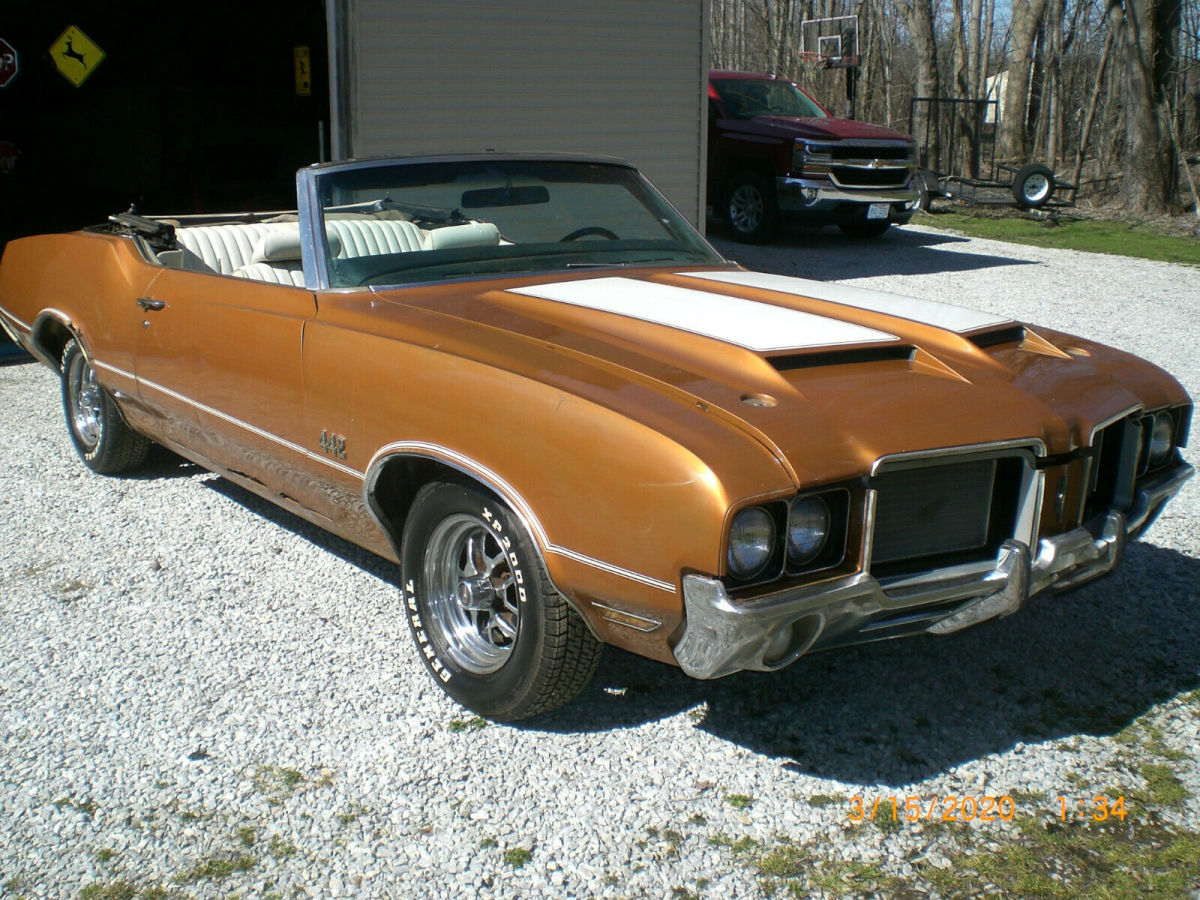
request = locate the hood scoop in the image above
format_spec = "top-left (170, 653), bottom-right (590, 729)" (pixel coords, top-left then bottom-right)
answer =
top-left (766, 344), bottom-right (916, 372)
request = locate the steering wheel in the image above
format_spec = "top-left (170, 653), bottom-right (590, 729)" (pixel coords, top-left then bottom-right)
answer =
top-left (559, 226), bottom-right (620, 242)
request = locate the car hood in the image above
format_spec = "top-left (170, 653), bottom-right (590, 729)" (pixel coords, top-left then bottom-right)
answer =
top-left (368, 268), bottom-right (1185, 488)
top-left (740, 115), bottom-right (913, 143)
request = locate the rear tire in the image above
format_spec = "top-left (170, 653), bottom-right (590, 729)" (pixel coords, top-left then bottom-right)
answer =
top-left (400, 482), bottom-right (601, 721)
top-left (60, 339), bottom-right (151, 474)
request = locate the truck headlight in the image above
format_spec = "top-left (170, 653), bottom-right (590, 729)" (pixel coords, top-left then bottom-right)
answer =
top-left (728, 507), bottom-right (775, 580)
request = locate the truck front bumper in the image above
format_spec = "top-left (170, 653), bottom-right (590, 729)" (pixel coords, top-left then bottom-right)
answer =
top-left (673, 462), bottom-right (1194, 680)
top-left (775, 175), bottom-right (919, 224)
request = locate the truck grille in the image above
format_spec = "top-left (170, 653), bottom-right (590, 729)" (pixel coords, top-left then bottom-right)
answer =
top-left (870, 455), bottom-right (1026, 577)
top-left (830, 166), bottom-right (911, 189)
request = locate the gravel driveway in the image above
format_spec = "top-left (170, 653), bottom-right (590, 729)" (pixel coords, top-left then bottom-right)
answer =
top-left (2, 221), bottom-right (1198, 899)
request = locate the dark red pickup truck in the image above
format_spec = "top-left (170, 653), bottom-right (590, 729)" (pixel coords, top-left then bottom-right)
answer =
top-left (708, 71), bottom-right (919, 242)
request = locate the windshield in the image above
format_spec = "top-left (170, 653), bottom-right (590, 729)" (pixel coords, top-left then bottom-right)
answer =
top-left (313, 159), bottom-right (724, 288)
top-left (712, 78), bottom-right (828, 120)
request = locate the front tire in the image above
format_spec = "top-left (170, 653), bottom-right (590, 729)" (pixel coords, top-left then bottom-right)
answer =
top-left (400, 482), bottom-right (601, 721)
top-left (60, 339), bottom-right (151, 474)
top-left (724, 172), bottom-right (777, 243)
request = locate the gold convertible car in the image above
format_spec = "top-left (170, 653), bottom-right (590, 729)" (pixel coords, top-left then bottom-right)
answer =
top-left (0, 155), bottom-right (1192, 720)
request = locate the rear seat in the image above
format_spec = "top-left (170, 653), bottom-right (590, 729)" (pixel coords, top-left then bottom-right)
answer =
top-left (167, 218), bottom-right (500, 286)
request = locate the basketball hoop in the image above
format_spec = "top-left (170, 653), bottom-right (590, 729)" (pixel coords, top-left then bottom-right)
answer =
top-left (797, 50), bottom-right (830, 72)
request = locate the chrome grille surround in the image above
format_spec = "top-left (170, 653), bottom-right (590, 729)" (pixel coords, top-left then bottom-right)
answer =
top-left (866, 442), bottom-right (1043, 586)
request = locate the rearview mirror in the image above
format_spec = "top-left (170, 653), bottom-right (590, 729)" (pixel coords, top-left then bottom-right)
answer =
top-left (461, 185), bottom-right (550, 208)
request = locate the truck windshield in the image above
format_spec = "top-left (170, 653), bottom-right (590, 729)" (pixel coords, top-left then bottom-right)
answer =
top-left (313, 158), bottom-right (724, 288)
top-left (712, 78), bottom-right (827, 120)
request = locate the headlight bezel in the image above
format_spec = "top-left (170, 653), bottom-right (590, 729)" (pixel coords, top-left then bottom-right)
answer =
top-left (723, 489), bottom-right (850, 588)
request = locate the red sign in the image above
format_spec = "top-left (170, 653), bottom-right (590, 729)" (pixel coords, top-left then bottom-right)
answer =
top-left (0, 38), bottom-right (17, 88)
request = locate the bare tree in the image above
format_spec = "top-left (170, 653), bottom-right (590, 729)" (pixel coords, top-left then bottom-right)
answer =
top-left (1110, 0), bottom-right (1184, 211)
top-left (999, 0), bottom-right (1051, 159)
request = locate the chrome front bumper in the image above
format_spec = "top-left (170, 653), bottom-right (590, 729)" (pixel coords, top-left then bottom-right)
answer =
top-left (674, 463), bottom-right (1194, 680)
top-left (775, 175), bottom-right (919, 215)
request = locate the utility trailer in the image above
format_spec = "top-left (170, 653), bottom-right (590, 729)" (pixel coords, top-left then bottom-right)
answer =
top-left (909, 97), bottom-right (1076, 211)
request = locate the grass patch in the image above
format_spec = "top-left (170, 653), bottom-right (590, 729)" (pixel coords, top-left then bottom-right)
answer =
top-left (502, 846), bottom-right (533, 869)
top-left (924, 814), bottom-right (1200, 899)
top-left (447, 716), bottom-right (488, 733)
top-left (925, 210), bottom-right (1200, 265)
top-left (175, 853), bottom-right (256, 883)
top-left (1138, 764), bottom-right (1191, 808)
top-left (252, 765), bottom-right (304, 804)
top-left (807, 793), bottom-right (845, 809)
top-left (78, 883), bottom-right (136, 900)
top-left (723, 793), bottom-right (754, 810)
top-left (337, 802), bottom-right (371, 826)
top-left (707, 832), bottom-right (759, 854)
top-left (267, 834), bottom-right (297, 859)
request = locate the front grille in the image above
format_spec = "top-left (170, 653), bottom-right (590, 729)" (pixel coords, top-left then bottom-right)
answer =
top-left (830, 166), bottom-right (911, 189)
top-left (870, 456), bottom-right (1025, 577)
top-left (811, 144), bottom-right (912, 161)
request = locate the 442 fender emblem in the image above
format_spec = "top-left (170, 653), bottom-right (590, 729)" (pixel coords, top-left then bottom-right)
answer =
top-left (318, 430), bottom-right (347, 460)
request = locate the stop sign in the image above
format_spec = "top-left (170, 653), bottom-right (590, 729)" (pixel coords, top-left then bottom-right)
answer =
top-left (0, 38), bottom-right (18, 88)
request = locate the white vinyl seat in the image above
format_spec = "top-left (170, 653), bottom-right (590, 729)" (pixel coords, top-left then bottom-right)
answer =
top-left (174, 223), bottom-right (297, 276)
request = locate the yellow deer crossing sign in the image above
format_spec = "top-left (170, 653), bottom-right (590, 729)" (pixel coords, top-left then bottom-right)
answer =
top-left (50, 25), bottom-right (105, 87)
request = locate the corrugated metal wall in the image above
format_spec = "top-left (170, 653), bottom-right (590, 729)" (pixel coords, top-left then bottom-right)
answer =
top-left (344, 0), bottom-right (708, 225)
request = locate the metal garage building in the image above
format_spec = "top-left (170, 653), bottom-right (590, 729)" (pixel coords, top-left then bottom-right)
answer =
top-left (324, 0), bottom-right (710, 226)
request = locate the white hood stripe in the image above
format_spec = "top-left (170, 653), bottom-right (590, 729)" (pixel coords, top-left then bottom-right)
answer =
top-left (682, 270), bottom-right (1009, 334)
top-left (508, 277), bottom-right (897, 352)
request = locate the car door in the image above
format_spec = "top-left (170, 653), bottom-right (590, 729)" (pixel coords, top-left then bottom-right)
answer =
top-left (134, 268), bottom-right (320, 504)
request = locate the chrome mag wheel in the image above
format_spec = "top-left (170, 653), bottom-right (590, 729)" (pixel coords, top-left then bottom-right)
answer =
top-left (423, 512), bottom-right (520, 674)
top-left (66, 346), bottom-right (104, 449)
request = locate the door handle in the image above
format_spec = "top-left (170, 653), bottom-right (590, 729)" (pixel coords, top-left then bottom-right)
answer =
top-left (137, 297), bottom-right (166, 311)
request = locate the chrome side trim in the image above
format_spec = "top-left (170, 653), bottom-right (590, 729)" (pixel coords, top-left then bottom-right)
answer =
top-left (0, 307), bottom-right (31, 341)
top-left (363, 442), bottom-right (677, 594)
top-left (119, 364), bottom-right (365, 480)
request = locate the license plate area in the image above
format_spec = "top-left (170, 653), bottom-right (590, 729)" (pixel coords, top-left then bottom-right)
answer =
top-left (867, 203), bottom-right (890, 220)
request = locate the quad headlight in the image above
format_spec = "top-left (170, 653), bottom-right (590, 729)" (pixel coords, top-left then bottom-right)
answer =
top-left (727, 506), bottom-right (775, 580)
top-left (786, 495), bottom-right (830, 566)
top-left (1147, 412), bottom-right (1175, 468)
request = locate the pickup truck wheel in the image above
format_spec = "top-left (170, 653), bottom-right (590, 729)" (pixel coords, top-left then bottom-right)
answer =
top-left (400, 482), bottom-right (601, 721)
top-left (838, 221), bottom-right (892, 238)
top-left (60, 339), bottom-right (151, 474)
top-left (725, 173), bottom-right (777, 243)
top-left (1012, 164), bottom-right (1055, 208)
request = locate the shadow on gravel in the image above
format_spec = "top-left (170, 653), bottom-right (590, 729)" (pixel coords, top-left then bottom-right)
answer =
top-left (707, 216), bottom-right (1035, 282)
top-left (197, 472), bottom-right (1198, 787)
top-left (203, 476), bottom-right (402, 585)
top-left (533, 541), bottom-right (1200, 787)
top-left (0, 347), bottom-right (34, 366)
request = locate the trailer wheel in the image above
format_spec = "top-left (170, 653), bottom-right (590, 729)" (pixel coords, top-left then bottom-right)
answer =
top-left (1012, 164), bottom-right (1055, 209)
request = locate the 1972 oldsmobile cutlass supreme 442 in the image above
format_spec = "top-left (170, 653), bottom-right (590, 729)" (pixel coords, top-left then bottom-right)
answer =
top-left (0, 155), bottom-right (1192, 720)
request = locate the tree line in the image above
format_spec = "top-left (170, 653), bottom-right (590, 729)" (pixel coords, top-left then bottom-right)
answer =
top-left (710, 0), bottom-right (1200, 214)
